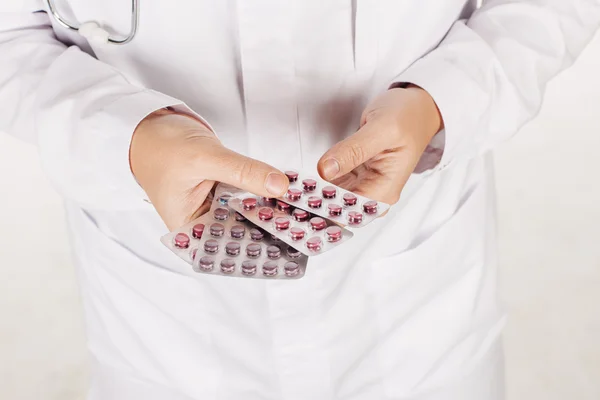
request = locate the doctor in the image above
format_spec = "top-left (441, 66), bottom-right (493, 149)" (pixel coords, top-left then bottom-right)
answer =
top-left (1, 1), bottom-right (599, 399)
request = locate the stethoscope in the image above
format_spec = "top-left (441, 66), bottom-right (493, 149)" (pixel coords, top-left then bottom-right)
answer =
top-left (45, 0), bottom-right (139, 44)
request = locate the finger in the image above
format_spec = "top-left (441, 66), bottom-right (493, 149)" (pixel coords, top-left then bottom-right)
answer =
top-left (317, 119), bottom-right (398, 181)
top-left (348, 149), bottom-right (418, 205)
top-left (203, 147), bottom-right (289, 197)
top-left (160, 180), bottom-right (215, 230)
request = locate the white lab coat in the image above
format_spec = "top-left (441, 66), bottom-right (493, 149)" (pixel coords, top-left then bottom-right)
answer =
top-left (2, 1), bottom-right (599, 399)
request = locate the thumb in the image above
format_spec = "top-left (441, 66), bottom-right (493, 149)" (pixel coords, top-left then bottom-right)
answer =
top-left (205, 146), bottom-right (289, 197)
top-left (318, 119), bottom-right (395, 180)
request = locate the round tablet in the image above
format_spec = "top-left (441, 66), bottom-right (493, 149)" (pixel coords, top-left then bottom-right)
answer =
top-left (198, 256), bottom-right (214, 272)
top-left (363, 200), bottom-right (378, 214)
top-left (347, 211), bottom-right (363, 225)
top-left (192, 224), bottom-right (205, 239)
top-left (302, 179), bottom-right (317, 192)
top-left (287, 247), bottom-right (302, 258)
top-left (276, 201), bottom-right (291, 213)
top-left (225, 242), bottom-right (241, 256)
top-left (242, 197), bottom-right (257, 211)
top-left (250, 228), bottom-right (264, 241)
top-left (343, 193), bottom-right (358, 206)
top-left (285, 170), bottom-right (299, 182)
top-left (218, 192), bottom-right (232, 205)
top-left (328, 204), bottom-right (342, 216)
top-left (287, 188), bottom-right (302, 201)
top-left (310, 217), bottom-right (327, 231)
top-left (246, 243), bottom-right (262, 258)
top-left (322, 186), bottom-right (337, 199)
top-left (325, 226), bottom-right (343, 242)
top-left (203, 239), bottom-right (219, 254)
top-left (210, 223), bottom-right (225, 237)
top-left (267, 245), bottom-right (281, 259)
top-left (220, 259), bottom-right (236, 274)
top-left (262, 261), bottom-right (278, 277)
top-left (307, 196), bottom-right (322, 208)
top-left (258, 207), bottom-right (274, 221)
top-left (292, 209), bottom-right (309, 222)
top-left (230, 225), bottom-right (245, 239)
top-left (284, 261), bottom-right (300, 277)
top-left (262, 197), bottom-right (276, 206)
top-left (213, 207), bottom-right (229, 221)
top-left (241, 260), bottom-right (257, 276)
top-left (306, 237), bottom-right (322, 252)
top-left (274, 217), bottom-right (290, 231)
top-left (235, 212), bottom-right (246, 222)
top-left (289, 227), bottom-right (305, 241)
top-left (174, 233), bottom-right (190, 249)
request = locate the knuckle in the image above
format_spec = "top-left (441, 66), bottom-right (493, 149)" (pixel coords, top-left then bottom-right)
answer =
top-left (231, 159), bottom-right (257, 183)
top-left (344, 143), bottom-right (366, 168)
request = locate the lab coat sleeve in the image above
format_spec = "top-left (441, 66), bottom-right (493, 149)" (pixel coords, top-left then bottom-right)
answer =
top-left (393, 0), bottom-right (600, 171)
top-left (0, 6), bottom-right (203, 210)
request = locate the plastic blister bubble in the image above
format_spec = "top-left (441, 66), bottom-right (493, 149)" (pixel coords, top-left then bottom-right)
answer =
top-left (280, 170), bottom-right (390, 227)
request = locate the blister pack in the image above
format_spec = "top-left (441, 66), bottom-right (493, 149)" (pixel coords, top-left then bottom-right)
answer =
top-left (279, 170), bottom-right (390, 228)
top-left (227, 192), bottom-right (353, 256)
top-left (186, 187), bottom-right (308, 279)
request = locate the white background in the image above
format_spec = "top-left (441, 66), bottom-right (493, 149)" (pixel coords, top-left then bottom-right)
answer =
top-left (1, 35), bottom-right (599, 400)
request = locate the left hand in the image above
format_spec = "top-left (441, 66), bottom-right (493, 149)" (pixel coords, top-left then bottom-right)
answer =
top-left (317, 85), bottom-right (443, 205)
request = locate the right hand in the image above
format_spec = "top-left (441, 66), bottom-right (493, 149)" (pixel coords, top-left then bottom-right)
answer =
top-left (130, 110), bottom-right (289, 230)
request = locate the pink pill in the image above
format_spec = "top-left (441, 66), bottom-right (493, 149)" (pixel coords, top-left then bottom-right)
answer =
top-left (292, 209), bottom-right (309, 222)
top-left (285, 170), bottom-right (299, 182)
top-left (174, 233), bottom-right (190, 249)
top-left (274, 217), bottom-right (290, 230)
top-left (198, 256), bottom-right (214, 272)
top-left (262, 197), bottom-right (276, 206)
top-left (250, 229), bottom-right (264, 241)
top-left (310, 217), bottom-right (327, 231)
top-left (246, 243), bottom-right (262, 258)
top-left (210, 223), bottom-right (225, 237)
top-left (328, 203), bottom-right (342, 216)
top-left (213, 207), bottom-right (229, 221)
top-left (235, 212), bottom-right (246, 222)
top-left (287, 188), bottom-right (303, 201)
top-left (343, 193), bottom-right (358, 206)
top-left (347, 211), bottom-right (363, 225)
top-left (302, 179), bottom-right (317, 192)
top-left (220, 259), bottom-right (236, 274)
top-left (230, 225), bottom-right (245, 239)
top-left (218, 193), bottom-right (232, 205)
top-left (322, 186), bottom-right (337, 199)
top-left (258, 207), bottom-right (274, 221)
top-left (287, 247), bottom-right (302, 258)
top-left (241, 260), bottom-right (257, 276)
top-left (363, 200), bottom-right (378, 214)
top-left (306, 237), bottom-right (322, 252)
top-left (325, 226), bottom-right (343, 242)
top-left (284, 261), bottom-right (300, 277)
top-left (307, 196), bottom-right (322, 208)
top-left (191, 248), bottom-right (198, 261)
top-left (289, 227), bottom-right (305, 241)
top-left (225, 242), bottom-right (241, 256)
top-left (267, 245), bottom-right (281, 259)
top-left (204, 239), bottom-right (219, 254)
top-left (262, 261), bottom-right (278, 277)
top-left (277, 200), bottom-right (291, 213)
top-left (192, 224), bottom-right (205, 239)
top-left (242, 197), bottom-right (257, 210)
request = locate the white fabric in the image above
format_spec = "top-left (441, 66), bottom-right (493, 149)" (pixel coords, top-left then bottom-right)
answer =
top-left (1, 1), bottom-right (599, 399)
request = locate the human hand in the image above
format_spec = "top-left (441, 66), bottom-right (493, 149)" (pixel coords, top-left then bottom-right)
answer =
top-left (317, 86), bottom-right (443, 205)
top-left (130, 110), bottom-right (289, 230)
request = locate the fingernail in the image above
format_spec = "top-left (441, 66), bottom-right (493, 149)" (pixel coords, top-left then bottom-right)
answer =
top-left (322, 158), bottom-right (340, 179)
top-left (265, 173), bottom-right (287, 196)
